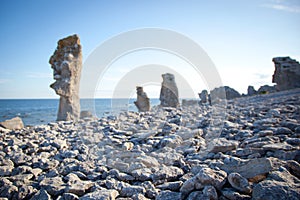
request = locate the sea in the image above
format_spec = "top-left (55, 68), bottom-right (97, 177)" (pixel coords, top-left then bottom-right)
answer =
top-left (0, 99), bottom-right (160, 126)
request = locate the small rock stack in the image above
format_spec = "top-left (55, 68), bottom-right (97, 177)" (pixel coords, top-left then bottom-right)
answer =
top-left (134, 86), bottom-right (150, 112)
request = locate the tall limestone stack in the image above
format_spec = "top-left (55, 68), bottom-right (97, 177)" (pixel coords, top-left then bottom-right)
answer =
top-left (159, 73), bottom-right (180, 107)
top-left (50, 34), bottom-right (82, 121)
top-left (272, 57), bottom-right (300, 91)
top-left (134, 86), bottom-right (150, 112)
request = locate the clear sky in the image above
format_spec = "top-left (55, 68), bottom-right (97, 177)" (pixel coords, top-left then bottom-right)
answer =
top-left (0, 0), bottom-right (299, 99)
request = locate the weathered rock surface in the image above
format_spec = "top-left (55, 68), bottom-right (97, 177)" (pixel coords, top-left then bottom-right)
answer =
top-left (134, 86), bottom-right (150, 112)
top-left (210, 86), bottom-right (241, 100)
top-left (159, 73), bottom-right (180, 108)
top-left (247, 85), bottom-right (257, 96)
top-left (199, 89), bottom-right (209, 104)
top-left (257, 85), bottom-right (276, 94)
top-left (0, 88), bottom-right (300, 199)
top-left (217, 157), bottom-right (273, 179)
top-left (0, 117), bottom-right (24, 130)
top-left (272, 56), bottom-right (300, 91)
top-left (50, 34), bottom-right (82, 121)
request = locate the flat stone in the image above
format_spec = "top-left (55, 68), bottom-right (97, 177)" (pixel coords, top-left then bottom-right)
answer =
top-left (156, 190), bottom-right (181, 200)
top-left (218, 158), bottom-right (272, 179)
top-left (157, 181), bottom-right (183, 191)
top-left (151, 166), bottom-right (184, 183)
top-left (79, 189), bottom-right (119, 200)
top-left (131, 168), bottom-right (152, 181)
top-left (274, 127), bottom-right (293, 135)
top-left (119, 185), bottom-right (146, 197)
top-left (252, 180), bottom-right (300, 200)
top-left (209, 138), bottom-right (238, 153)
top-left (65, 180), bottom-right (94, 196)
top-left (39, 176), bottom-right (66, 196)
top-left (221, 188), bottom-right (251, 200)
top-left (262, 143), bottom-right (295, 151)
top-left (0, 117), bottom-right (24, 130)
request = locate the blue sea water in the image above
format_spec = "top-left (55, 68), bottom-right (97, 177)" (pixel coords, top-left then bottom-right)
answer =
top-left (0, 99), bottom-right (160, 126)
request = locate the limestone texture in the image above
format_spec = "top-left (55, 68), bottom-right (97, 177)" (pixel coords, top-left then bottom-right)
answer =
top-left (50, 34), bottom-right (82, 121)
top-left (0, 117), bottom-right (24, 130)
top-left (272, 56), bottom-right (300, 91)
top-left (134, 86), bottom-right (150, 112)
top-left (159, 73), bottom-right (180, 108)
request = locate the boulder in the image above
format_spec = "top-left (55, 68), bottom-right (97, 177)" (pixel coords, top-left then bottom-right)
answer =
top-left (134, 86), bottom-right (150, 112)
top-left (0, 117), bottom-right (24, 130)
top-left (228, 173), bottom-right (252, 194)
top-left (218, 157), bottom-right (272, 179)
top-left (50, 34), bottom-right (82, 121)
top-left (272, 56), bottom-right (300, 91)
top-left (160, 73), bottom-right (180, 108)
top-left (209, 138), bottom-right (239, 153)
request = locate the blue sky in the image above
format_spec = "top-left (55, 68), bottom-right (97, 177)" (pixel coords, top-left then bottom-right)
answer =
top-left (0, 0), bottom-right (299, 98)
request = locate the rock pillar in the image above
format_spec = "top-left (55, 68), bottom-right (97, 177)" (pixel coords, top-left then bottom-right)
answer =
top-left (50, 34), bottom-right (82, 121)
top-left (272, 57), bottom-right (300, 91)
top-left (159, 73), bottom-right (180, 108)
top-left (199, 90), bottom-right (209, 104)
top-left (134, 86), bottom-right (150, 112)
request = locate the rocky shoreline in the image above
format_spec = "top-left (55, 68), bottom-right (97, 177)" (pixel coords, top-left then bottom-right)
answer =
top-left (1, 89), bottom-right (300, 200)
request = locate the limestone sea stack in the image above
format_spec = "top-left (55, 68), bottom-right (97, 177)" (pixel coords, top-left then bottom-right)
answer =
top-left (134, 86), bottom-right (150, 112)
top-left (159, 73), bottom-right (180, 108)
top-left (50, 34), bottom-right (82, 121)
top-left (272, 57), bottom-right (300, 91)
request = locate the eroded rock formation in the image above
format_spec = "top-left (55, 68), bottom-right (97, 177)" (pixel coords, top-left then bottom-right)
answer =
top-left (199, 90), bottom-right (209, 104)
top-left (247, 86), bottom-right (257, 96)
top-left (134, 86), bottom-right (150, 112)
top-left (159, 73), bottom-right (180, 108)
top-left (210, 86), bottom-right (241, 100)
top-left (258, 85), bottom-right (276, 94)
top-left (50, 34), bottom-right (82, 121)
top-left (272, 57), bottom-right (300, 91)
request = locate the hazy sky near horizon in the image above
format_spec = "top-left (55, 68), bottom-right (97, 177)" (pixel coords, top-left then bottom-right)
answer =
top-left (0, 0), bottom-right (299, 98)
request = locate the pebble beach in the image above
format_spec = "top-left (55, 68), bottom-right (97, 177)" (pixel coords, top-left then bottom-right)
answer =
top-left (0, 88), bottom-right (300, 200)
